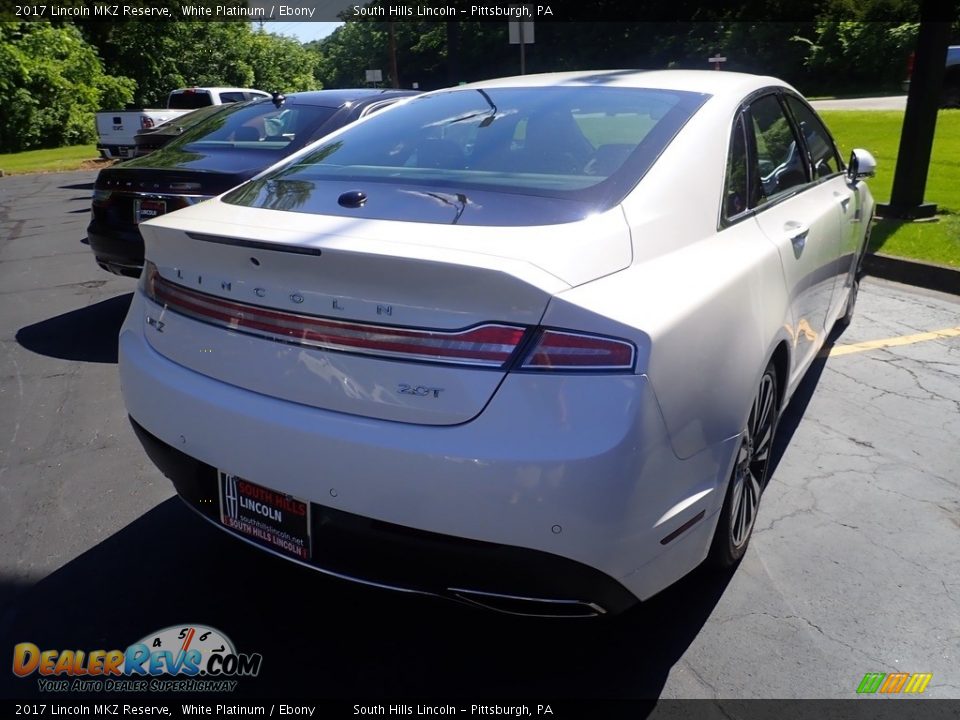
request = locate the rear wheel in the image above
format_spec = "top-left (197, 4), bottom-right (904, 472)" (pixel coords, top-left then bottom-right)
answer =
top-left (709, 362), bottom-right (779, 568)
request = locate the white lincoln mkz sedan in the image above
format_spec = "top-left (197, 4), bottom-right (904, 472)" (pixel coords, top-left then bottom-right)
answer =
top-left (120, 70), bottom-right (875, 617)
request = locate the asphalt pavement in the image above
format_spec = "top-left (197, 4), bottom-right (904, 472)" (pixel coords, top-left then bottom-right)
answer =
top-left (0, 171), bottom-right (958, 701)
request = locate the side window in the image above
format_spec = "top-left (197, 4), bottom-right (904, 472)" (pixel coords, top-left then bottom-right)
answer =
top-left (785, 97), bottom-right (843, 179)
top-left (748, 94), bottom-right (807, 205)
top-left (219, 92), bottom-right (246, 104)
top-left (723, 113), bottom-right (749, 220)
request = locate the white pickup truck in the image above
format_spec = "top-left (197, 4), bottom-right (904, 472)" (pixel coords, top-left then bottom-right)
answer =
top-left (96, 87), bottom-right (271, 159)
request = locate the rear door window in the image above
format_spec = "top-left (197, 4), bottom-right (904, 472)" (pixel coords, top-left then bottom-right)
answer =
top-left (747, 94), bottom-right (808, 205)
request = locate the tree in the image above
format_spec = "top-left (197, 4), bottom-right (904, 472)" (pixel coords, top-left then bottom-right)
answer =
top-left (0, 23), bottom-right (135, 152)
top-left (77, 22), bottom-right (322, 105)
top-left (246, 30), bottom-right (320, 93)
top-left (83, 22), bottom-right (256, 106)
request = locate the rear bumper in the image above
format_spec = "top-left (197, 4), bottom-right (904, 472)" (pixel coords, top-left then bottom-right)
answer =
top-left (87, 219), bottom-right (144, 277)
top-left (130, 417), bottom-right (636, 616)
top-left (96, 143), bottom-right (135, 160)
top-left (120, 290), bottom-right (738, 610)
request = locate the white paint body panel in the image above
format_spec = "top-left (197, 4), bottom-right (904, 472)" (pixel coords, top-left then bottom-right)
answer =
top-left (120, 70), bottom-right (875, 606)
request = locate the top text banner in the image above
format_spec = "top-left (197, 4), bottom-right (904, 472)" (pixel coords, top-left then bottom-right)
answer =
top-left (5, 0), bottom-right (933, 23)
top-left (4, 0), bottom-right (566, 22)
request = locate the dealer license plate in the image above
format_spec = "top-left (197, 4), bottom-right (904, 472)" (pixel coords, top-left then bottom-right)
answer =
top-left (134, 198), bottom-right (166, 224)
top-left (218, 473), bottom-right (311, 561)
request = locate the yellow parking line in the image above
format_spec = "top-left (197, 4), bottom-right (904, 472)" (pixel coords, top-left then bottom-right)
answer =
top-left (824, 326), bottom-right (960, 358)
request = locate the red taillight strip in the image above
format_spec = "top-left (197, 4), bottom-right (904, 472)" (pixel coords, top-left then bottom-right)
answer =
top-left (521, 329), bottom-right (636, 371)
top-left (147, 270), bottom-right (525, 367)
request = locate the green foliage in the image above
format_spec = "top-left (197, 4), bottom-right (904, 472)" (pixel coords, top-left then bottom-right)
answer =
top-left (78, 22), bottom-right (321, 106)
top-left (87, 22), bottom-right (256, 106)
top-left (0, 23), bottom-right (135, 152)
top-left (797, 21), bottom-right (920, 93)
top-left (246, 30), bottom-right (320, 93)
top-left (312, 21), bottom-right (389, 88)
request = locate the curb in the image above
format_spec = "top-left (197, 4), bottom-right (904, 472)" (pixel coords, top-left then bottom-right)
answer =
top-left (863, 253), bottom-right (960, 295)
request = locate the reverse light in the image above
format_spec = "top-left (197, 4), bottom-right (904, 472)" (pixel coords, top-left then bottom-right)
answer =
top-left (520, 329), bottom-right (635, 372)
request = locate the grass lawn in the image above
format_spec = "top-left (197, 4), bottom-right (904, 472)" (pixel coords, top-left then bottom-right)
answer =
top-left (0, 145), bottom-right (101, 175)
top-left (819, 109), bottom-right (960, 268)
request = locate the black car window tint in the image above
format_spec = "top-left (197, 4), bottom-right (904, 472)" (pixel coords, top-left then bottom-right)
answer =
top-left (748, 94), bottom-right (807, 204)
top-left (784, 96), bottom-right (843, 179)
top-left (723, 113), bottom-right (750, 220)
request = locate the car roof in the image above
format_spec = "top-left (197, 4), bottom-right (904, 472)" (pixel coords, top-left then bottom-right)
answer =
top-left (458, 69), bottom-right (793, 98)
top-left (279, 89), bottom-right (420, 108)
top-left (170, 87), bottom-right (268, 94)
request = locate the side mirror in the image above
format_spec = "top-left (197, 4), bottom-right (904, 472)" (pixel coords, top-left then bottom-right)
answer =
top-left (847, 148), bottom-right (876, 182)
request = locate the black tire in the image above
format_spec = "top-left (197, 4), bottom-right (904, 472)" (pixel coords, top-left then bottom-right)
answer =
top-left (708, 362), bottom-right (779, 568)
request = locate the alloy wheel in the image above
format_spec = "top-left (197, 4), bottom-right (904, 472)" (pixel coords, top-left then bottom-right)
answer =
top-left (729, 372), bottom-right (776, 549)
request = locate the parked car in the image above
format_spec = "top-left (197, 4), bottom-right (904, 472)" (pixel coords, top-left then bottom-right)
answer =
top-left (95, 87), bottom-right (270, 160)
top-left (902, 45), bottom-right (960, 107)
top-left (88, 89), bottom-right (417, 276)
top-left (120, 71), bottom-right (876, 617)
top-left (132, 104), bottom-right (235, 158)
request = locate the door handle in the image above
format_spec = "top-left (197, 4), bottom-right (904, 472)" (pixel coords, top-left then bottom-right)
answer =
top-left (834, 190), bottom-right (853, 215)
top-left (784, 221), bottom-right (808, 258)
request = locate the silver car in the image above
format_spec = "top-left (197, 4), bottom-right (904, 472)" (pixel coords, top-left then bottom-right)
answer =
top-left (120, 71), bottom-right (876, 617)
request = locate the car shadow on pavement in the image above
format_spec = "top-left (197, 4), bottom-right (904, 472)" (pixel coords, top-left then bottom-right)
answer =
top-left (0, 497), bottom-right (737, 704)
top-left (58, 183), bottom-right (94, 191)
top-left (15, 293), bottom-right (132, 364)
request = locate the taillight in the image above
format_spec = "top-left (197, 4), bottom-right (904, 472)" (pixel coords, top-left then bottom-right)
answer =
top-left (906, 51), bottom-right (915, 79)
top-left (519, 329), bottom-right (635, 372)
top-left (141, 264), bottom-right (636, 372)
top-left (91, 189), bottom-right (112, 205)
top-left (140, 260), bottom-right (160, 297)
top-left (141, 265), bottom-right (524, 367)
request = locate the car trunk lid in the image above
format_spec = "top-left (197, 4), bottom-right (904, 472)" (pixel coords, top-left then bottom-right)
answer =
top-left (136, 199), bottom-right (631, 425)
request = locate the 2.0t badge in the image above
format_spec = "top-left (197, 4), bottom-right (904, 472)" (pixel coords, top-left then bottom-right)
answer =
top-left (397, 384), bottom-right (444, 398)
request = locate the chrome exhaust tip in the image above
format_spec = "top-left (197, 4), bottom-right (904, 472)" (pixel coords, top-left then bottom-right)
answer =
top-left (449, 588), bottom-right (606, 618)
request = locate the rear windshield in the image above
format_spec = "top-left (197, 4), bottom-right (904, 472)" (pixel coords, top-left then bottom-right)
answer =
top-left (168, 90), bottom-right (215, 110)
top-left (224, 85), bottom-right (708, 212)
top-left (173, 100), bottom-right (338, 153)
